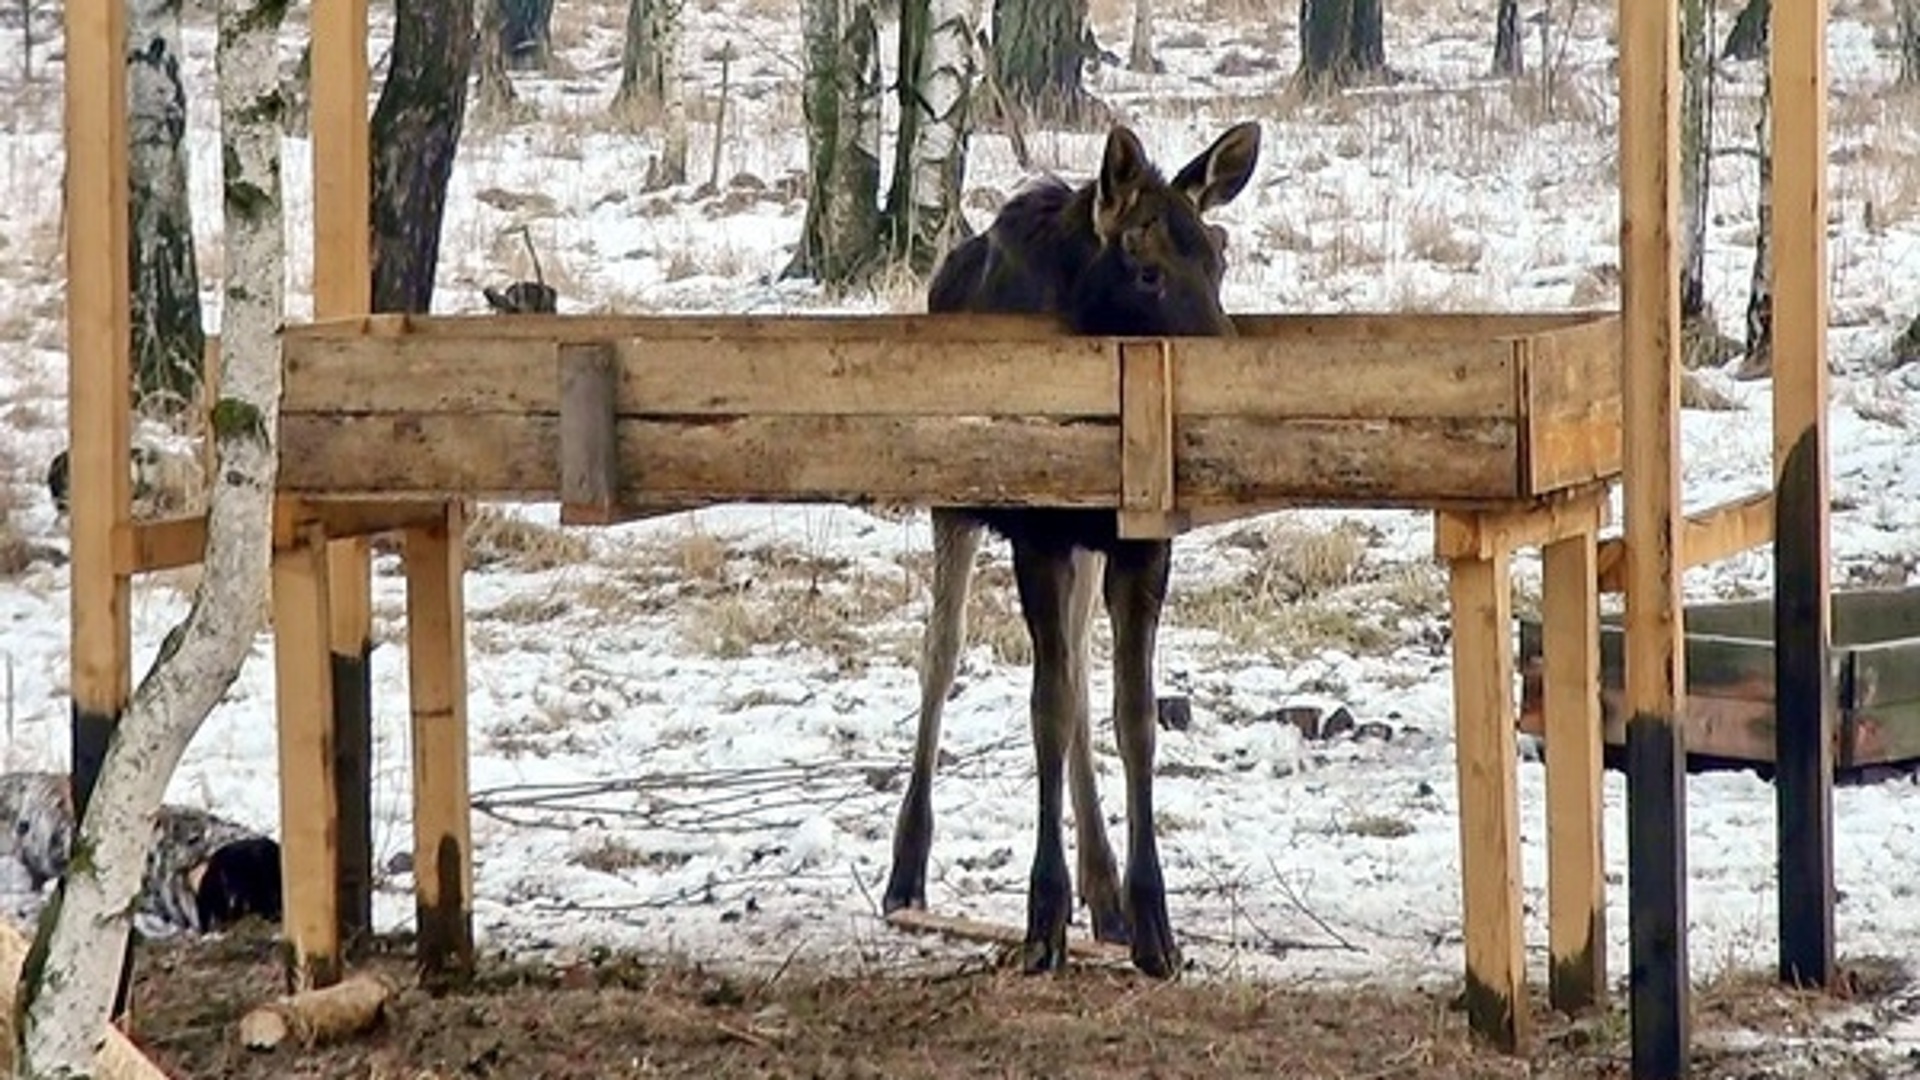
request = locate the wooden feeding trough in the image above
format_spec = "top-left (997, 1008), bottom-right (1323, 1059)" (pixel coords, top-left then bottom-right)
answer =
top-left (1519, 586), bottom-right (1920, 773)
top-left (278, 310), bottom-right (1621, 519)
top-left (268, 307), bottom-right (1623, 1051)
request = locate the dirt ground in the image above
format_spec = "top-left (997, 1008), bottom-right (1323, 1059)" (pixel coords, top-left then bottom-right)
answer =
top-left (121, 924), bottom-right (1915, 1080)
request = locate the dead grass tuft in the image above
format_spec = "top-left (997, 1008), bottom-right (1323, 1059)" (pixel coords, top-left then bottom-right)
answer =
top-left (677, 540), bottom-right (917, 671)
top-left (465, 506), bottom-right (593, 571)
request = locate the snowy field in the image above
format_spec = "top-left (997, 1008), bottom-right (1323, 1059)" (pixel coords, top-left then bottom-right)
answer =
top-left (5, 0), bottom-right (1920, 1065)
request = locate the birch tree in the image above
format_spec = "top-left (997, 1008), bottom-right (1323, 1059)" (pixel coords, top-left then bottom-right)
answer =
top-left (612, 0), bottom-right (688, 185)
top-left (992, 0), bottom-right (1099, 123)
top-left (885, 0), bottom-right (973, 272)
top-left (370, 0), bottom-right (475, 312)
top-left (15, 0), bottom-right (284, 1070)
top-left (1492, 0), bottom-right (1523, 76)
top-left (1737, 69), bottom-right (1773, 379)
top-left (787, 0), bottom-right (884, 286)
top-left (128, 0), bottom-right (205, 412)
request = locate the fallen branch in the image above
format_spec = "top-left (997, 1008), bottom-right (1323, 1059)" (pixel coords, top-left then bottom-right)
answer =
top-left (884, 908), bottom-right (1130, 964)
top-left (238, 971), bottom-right (401, 1051)
top-left (0, 921), bottom-right (170, 1079)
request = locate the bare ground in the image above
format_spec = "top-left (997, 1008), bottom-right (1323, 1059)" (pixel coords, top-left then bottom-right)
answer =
top-left (121, 924), bottom-right (1917, 1079)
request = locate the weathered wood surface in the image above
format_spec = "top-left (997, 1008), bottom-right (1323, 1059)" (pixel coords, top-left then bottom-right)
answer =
top-left (278, 312), bottom-right (1622, 512)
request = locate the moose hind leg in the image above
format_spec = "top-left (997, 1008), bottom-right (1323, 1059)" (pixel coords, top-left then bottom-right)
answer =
top-left (1106, 540), bottom-right (1181, 979)
top-left (1013, 541), bottom-right (1078, 974)
top-left (885, 510), bottom-right (982, 914)
top-left (1065, 548), bottom-right (1127, 945)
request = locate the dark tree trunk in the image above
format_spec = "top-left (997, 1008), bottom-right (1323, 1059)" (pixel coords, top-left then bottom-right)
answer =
top-left (1901, 0), bottom-right (1920, 84)
top-left (1679, 0), bottom-right (1709, 322)
top-left (1492, 0), bottom-right (1522, 75)
top-left (1739, 70), bottom-right (1772, 380)
top-left (1298, 0), bottom-right (1385, 90)
top-left (614, 0), bottom-right (675, 111)
top-left (1128, 0), bottom-right (1159, 72)
top-left (1722, 0), bottom-right (1767, 60)
top-left (370, 0), bottom-right (475, 313)
top-left (473, 0), bottom-right (517, 119)
top-left (127, 0), bottom-right (205, 413)
top-left (498, 0), bottom-right (551, 70)
top-left (787, 0), bottom-right (885, 287)
top-left (992, 0), bottom-right (1097, 124)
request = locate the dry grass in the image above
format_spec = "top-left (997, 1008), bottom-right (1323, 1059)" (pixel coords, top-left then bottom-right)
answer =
top-left (1171, 519), bottom-right (1444, 658)
top-left (464, 506), bottom-right (593, 572)
top-left (1404, 205), bottom-right (1484, 269)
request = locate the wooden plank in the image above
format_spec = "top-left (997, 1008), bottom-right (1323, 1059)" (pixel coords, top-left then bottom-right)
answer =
top-left (1448, 549), bottom-right (1528, 1050)
top-left (1232, 311), bottom-right (1601, 342)
top-left (884, 907), bottom-right (1131, 963)
top-left (1596, 490), bottom-right (1774, 594)
top-left (1849, 638), bottom-right (1920, 710)
top-left (271, 520), bottom-right (341, 991)
top-left (559, 343), bottom-right (620, 522)
top-left (1433, 486), bottom-right (1608, 561)
top-left (1118, 341), bottom-right (1176, 539)
top-left (1619, 0), bottom-right (1690, 1057)
top-left (312, 500), bottom-right (458, 539)
top-left (113, 515), bottom-right (206, 574)
top-left (1770, 0), bottom-right (1835, 989)
top-left (1179, 416), bottom-right (1520, 505)
top-left (1522, 317), bottom-right (1626, 495)
top-left (64, 0), bottom-right (132, 823)
top-left (1169, 336), bottom-right (1517, 419)
top-left (405, 502), bottom-right (474, 982)
top-left (1542, 527), bottom-right (1606, 1013)
top-left (1832, 587), bottom-right (1920, 649)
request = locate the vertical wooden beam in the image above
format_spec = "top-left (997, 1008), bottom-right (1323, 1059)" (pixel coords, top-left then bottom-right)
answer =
top-left (558, 343), bottom-right (621, 525)
top-left (312, 0), bottom-right (376, 945)
top-left (1543, 524), bottom-right (1606, 1012)
top-left (1619, 0), bottom-right (1691, 1065)
top-left (1769, 0), bottom-right (1834, 989)
top-left (63, 0), bottom-right (131, 825)
top-left (1117, 340), bottom-right (1177, 539)
top-left (1446, 544), bottom-right (1529, 1052)
top-left (272, 512), bottom-right (342, 991)
top-left (405, 501), bottom-right (474, 982)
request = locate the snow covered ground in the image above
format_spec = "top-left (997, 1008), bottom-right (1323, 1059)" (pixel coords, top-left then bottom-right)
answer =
top-left (5, 0), bottom-right (1920, 1065)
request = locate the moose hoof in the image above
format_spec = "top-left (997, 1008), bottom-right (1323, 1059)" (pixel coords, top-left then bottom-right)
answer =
top-left (1088, 901), bottom-right (1132, 947)
top-left (1021, 935), bottom-right (1069, 975)
top-left (1130, 934), bottom-right (1183, 980)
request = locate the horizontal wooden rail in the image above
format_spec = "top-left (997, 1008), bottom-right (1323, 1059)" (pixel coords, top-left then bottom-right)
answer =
top-left (114, 515), bottom-right (207, 574)
top-left (1595, 489), bottom-right (1774, 594)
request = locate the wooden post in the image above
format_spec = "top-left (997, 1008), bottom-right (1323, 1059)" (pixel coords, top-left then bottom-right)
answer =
top-left (63, 0), bottom-right (131, 827)
top-left (1445, 542), bottom-right (1528, 1052)
top-left (1117, 340), bottom-right (1179, 540)
top-left (405, 501), bottom-right (474, 981)
top-left (1769, 0), bottom-right (1834, 989)
top-left (558, 343), bottom-right (621, 525)
top-left (311, 0), bottom-right (376, 945)
top-left (1542, 523), bottom-right (1606, 1012)
top-left (1619, 0), bottom-right (1691, 1064)
top-left (272, 510), bottom-right (342, 990)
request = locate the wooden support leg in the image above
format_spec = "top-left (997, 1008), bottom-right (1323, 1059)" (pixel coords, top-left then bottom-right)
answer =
top-left (273, 517), bottom-right (342, 991)
top-left (1448, 544), bottom-right (1529, 1053)
top-left (405, 502), bottom-right (474, 983)
top-left (1542, 526), bottom-right (1606, 1013)
top-left (327, 538), bottom-right (374, 944)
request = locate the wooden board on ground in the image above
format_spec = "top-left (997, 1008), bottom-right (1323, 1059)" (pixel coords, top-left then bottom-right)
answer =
top-left (883, 908), bottom-right (1132, 965)
top-left (0, 921), bottom-right (168, 1079)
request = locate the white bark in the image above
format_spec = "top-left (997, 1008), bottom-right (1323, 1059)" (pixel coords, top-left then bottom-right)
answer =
top-left (16, 0), bottom-right (284, 1070)
top-left (905, 0), bottom-right (972, 252)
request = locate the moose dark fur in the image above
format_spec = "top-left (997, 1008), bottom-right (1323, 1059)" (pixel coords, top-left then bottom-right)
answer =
top-left (882, 122), bottom-right (1262, 978)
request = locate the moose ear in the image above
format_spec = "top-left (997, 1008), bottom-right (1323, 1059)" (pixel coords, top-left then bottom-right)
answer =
top-left (1093, 126), bottom-right (1150, 240)
top-left (1172, 121), bottom-right (1262, 212)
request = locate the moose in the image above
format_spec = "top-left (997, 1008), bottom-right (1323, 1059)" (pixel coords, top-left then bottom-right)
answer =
top-left (882, 121), bottom-right (1262, 978)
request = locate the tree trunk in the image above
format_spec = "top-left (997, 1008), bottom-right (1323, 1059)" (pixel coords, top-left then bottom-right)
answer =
top-left (787, 0), bottom-right (884, 287)
top-left (1299, 0), bottom-right (1382, 91)
top-left (886, 0), bottom-right (974, 273)
top-left (370, 0), bottom-right (475, 314)
top-left (1679, 0), bottom-right (1710, 322)
top-left (1128, 0), bottom-right (1158, 72)
top-left (992, 0), bottom-right (1096, 124)
top-left (612, 0), bottom-right (687, 185)
top-left (472, 0), bottom-right (518, 121)
top-left (15, 0), bottom-right (285, 1069)
top-left (1722, 0), bottom-right (1767, 60)
top-left (127, 0), bottom-right (205, 414)
top-left (1739, 68), bottom-right (1772, 380)
top-left (1492, 0), bottom-right (1522, 75)
top-left (1901, 0), bottom-right (1920, 84)
top-left (497, 0), bottom-right (551, 70)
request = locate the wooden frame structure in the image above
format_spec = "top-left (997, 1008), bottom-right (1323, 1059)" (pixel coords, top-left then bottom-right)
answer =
top-left (57, 0), bottom-right (1833, 1070)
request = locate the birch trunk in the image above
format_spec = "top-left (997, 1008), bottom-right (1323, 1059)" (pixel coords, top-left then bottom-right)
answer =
top-left (472, 0), bottom-right (518, 122)
top-left (887, 0), bottom-right (973, 272)
top-left (1492, 0), bottom-right (1523, 76)
top-left (15, 0), bottom-right (284, 1070)
top-left (787, 0), bottom-right (883, 286)
top-left (1128, 0), bottom-right (1157, 72)
top-left (1901, 0), bottom-right (1920, 84)
top-left (1679, 0), bottom-right (1711, 321)
top-left (127, 0), bottom-right (205, 413)
top-left (1738, 69), bottom-right (1773, 379)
